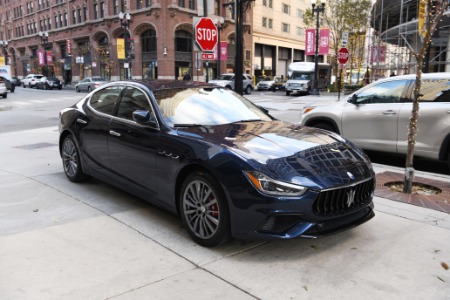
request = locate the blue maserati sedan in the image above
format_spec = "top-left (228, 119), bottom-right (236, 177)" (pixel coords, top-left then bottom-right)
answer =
top-left (59, 80), bottom-right (375, 247)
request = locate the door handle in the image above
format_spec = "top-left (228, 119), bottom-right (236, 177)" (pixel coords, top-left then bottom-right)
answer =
top-left (382, 110), bottom-right (396, 115)
top-left (76, 118), bottom-right (87, 124)
top-left (109, 130), bottom-right (121, 137)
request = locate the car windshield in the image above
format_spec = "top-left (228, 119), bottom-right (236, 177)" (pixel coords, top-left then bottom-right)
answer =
top-left (218, 75), bottom-right (234, 80)
top-left (291, 72), bottom-right (310, 80)
top-left (91, 77), bottom-right (106, 82)
top-left (155, 87), bottom-right (272, 127)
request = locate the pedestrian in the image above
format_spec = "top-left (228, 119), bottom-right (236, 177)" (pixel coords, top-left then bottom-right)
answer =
top-left (183, 72), bottom-right (191, 81)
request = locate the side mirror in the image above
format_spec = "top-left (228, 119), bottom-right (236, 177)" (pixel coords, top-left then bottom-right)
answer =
top-left (349, 94), bottom-right (358, 104)
top-left (133, 110), bottom-right (159, 128)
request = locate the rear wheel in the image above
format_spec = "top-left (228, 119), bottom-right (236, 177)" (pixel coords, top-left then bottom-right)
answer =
top-left (76, 86), bottom-right (80, 92)
top-left (179, 171), bottom-right (231, 247)
top-left (87, 86), bottom-right (92, 92)
top-left (245, 85), bottom-right (252, 95)
top-left (61, 135), bottom-right (90, 182)
top-left (286, 91), bottom-right (291, 96)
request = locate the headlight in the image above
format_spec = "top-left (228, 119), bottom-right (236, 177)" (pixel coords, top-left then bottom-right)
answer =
top-left (244, 171), bottom-right (307, 196)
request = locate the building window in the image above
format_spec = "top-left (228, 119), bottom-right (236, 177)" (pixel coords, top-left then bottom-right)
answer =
top-left (94, 3), bottom-right (98, 19)
top-left (83, 7), bottom-right (87, 21)
top-left (59, 14), bottom-right (63, 28)
top-left (100, 2), bottom-right (104, 18)
top-left (262, 0), bottom-right (267, 6)
top-left (282, 23), bottom-right (290, 33)
top-left (296, 27), bottom-right (304, 36)
top-left (64, 13), bottom-right (68, 26)
top-left (262, 17), bottom-right (267, 28)
top-left (136, 0), bottom-right (142, 9)
top-left (268, 18), bottom-right (273, 29)
top-left (48, 17), bottom-right (51, 30)
top-left (297, 9), bottom-right (304, 19)
top-left (113, 0), bottom-right (119, 14)
top-left (146, 0), bottom-right (152, 7)
top-left (178, 0), bottom-right (185, 8)
top-left (188, 0), bottom-right (194, 9)
top-left (282, 3), bottom-right (290, 15)
top-left (175, 30), bottom-right (192, 52)
top-left (72, 10), bottom-right (76, 24)
top-left (78, 8), bottom-right (82, 23)
top-left (268, 0), bottom-right (272, 8)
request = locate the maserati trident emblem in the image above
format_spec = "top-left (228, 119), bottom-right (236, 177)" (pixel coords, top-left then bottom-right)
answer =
top-left (347, 188), bottom-right (356, 207)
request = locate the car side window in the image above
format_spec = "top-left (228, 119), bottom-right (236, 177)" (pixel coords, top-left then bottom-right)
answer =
top-left (89, 86), bottom-right (124, 115)
top-left (116, 87), bottom-right (151, 121)
top-left (354, 80), bottom-right (407, 104)
top-left (417, 79), bottom-right (450, 103)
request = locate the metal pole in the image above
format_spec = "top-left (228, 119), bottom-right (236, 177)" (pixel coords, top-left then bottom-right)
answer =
top-left (311, 2), bottom-right (324, 96)
top-left (235, 0), bottom-right (243, 95)
top-left (217, 26), bottom-right (221, 79)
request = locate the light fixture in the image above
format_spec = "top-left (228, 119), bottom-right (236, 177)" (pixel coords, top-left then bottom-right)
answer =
top-left (163, 47), bottom-right (167, 55)
top-left (310, 0), bottom-right (326, 96)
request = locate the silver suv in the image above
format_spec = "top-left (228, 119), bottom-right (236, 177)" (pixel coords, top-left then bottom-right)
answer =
top-left (22, 74), bottom-right (45, 88)
top-left (209, 73), bottom-right (254, 94)
top-left (299, 73), bottom-right (450, 169)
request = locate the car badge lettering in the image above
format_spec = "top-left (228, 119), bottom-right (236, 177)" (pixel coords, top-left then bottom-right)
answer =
top-left (347, 188), bottom-right (356, 207)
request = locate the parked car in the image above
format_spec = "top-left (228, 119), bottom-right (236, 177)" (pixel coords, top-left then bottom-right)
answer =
top-left (0, 76), bottom-right (15, 93)
top-left (59, 80), bottom-right (375, 247)
top-left (272, 76), bottom-right (287, 91)
top-left (36, 76), bottom-right (63, 90)
top-left (256, 76), bottom-right (276, 91)
top-left (0, 78), bottom-right (7, 98)
top-left (75, 77), bottom-right (108, 92)
top-left (11, 76), bottom-right (21, 87)
top-left (299, 73), bottom-right (450, 169)
top-left (208, 73), bottom-right (254, 94)
top-left (22, 74), bottom-right (45, 88)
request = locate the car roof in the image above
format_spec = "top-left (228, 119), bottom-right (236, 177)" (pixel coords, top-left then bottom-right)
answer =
top-left (108, 80), bottom-right (220, 92)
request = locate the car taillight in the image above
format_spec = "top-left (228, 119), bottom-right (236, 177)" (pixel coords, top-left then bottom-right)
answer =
top-left (94, 83), bottom-right (100, 87)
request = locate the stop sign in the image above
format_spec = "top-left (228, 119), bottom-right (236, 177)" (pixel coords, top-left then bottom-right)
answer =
top-left (195, 18), bottom-right (218, 52)
top-left (338, 47), bottom-right (349, 64)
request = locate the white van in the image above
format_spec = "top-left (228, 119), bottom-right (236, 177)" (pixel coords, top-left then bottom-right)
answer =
top-left (285, 62), bottom-right (331, 96)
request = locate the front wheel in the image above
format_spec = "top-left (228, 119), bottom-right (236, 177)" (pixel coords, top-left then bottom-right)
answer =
top-left (76, 86), bottom-right (80, 93)
top-left (87, 86), bottom-right (92, 92)
top-left (61, 135), bottom-right (90, 182)
top-left (180, 171), bottom-right (231, 247)
top-left (245, 86), bottom-right (252, 95)
top-left (286, 91), bottom-right (291, 96)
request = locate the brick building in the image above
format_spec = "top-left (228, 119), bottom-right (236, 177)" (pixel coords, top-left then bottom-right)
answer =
top-left (0, 0), bottom-right (253, 82)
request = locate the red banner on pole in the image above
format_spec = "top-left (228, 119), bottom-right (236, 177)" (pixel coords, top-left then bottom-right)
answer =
top-left (46, 51), bottom-right (53, 65)
top-left (38, 50), bottom-right (45, 66)
top-left (370, 46), bottom-right (386, 63)
top-left (319, 28), bottom-right (330, 55)
top-left (306, 28), bottom-right (330, 56)
top-left (305, 29), bottom-right (315, 56)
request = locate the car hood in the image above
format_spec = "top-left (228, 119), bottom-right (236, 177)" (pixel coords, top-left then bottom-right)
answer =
top-left (177, 121), bottom-right (373, 189)
top-left (208, 79), bottom-right (230, 85)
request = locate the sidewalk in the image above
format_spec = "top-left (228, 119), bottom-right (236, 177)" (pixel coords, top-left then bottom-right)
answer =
top-left (0, 126), bottom-right (449, 300)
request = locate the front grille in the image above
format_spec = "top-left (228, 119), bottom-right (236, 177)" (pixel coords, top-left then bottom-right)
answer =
top-left (258, 215), bottom-right (303, 235)
top-left (313, 178), bottom-right (375, 216)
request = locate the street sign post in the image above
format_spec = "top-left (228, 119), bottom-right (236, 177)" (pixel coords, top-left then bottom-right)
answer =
top-left (195, 18), bottom-right (218, 52)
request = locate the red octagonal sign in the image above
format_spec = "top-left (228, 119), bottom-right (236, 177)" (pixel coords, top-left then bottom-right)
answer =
top-left (195, 18), bottom-right (218, 52)
top-left (338, 47), bottom-right (349, 65)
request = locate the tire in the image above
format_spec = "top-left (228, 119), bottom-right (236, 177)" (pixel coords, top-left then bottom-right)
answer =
top-left (286, 91), bottom-right (291, 96)
top-left (87, 86), bottom-right (92, 92)
top-left (245, 86), bottom-right (252, 95)
top-left (225, 85), bottom-right (232, 90)
top-left (76, 86), bottom-right (80, 93)
top-left (2, 94), bottom-right (6, 98)
top-left (313, 122), bottom-right (336, 133)
top-left (61, 135), bottom-right (90, 182)
top-left (58, 86), bottom-right (62, 90)
top-left (179, 171), bottom-right (231, 247)
top-left (447, 151), bottom-right (450, 171)
top-left (23, 83), bottom-right (26, 88)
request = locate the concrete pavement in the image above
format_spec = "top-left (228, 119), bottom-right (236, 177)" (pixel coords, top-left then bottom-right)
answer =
top-left (1, 124), bottom-right (449, 299)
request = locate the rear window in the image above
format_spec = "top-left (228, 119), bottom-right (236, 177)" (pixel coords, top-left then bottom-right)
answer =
top-left (35, 76), bottom-right (44, 79)
top-left (416, 79), bottom-right (450, 103)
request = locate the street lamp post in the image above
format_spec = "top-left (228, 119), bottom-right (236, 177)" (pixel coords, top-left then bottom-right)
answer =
top-left (119, 12), bottom-right (132, 79)
top-left (214, 17), bottom-right (224, 79)
top-left (39, 31), bottom-right (49, 76)
top-left (311, 0), bottom-right (325, 96)
top-left (0, 40), bottom-right (8, 65)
